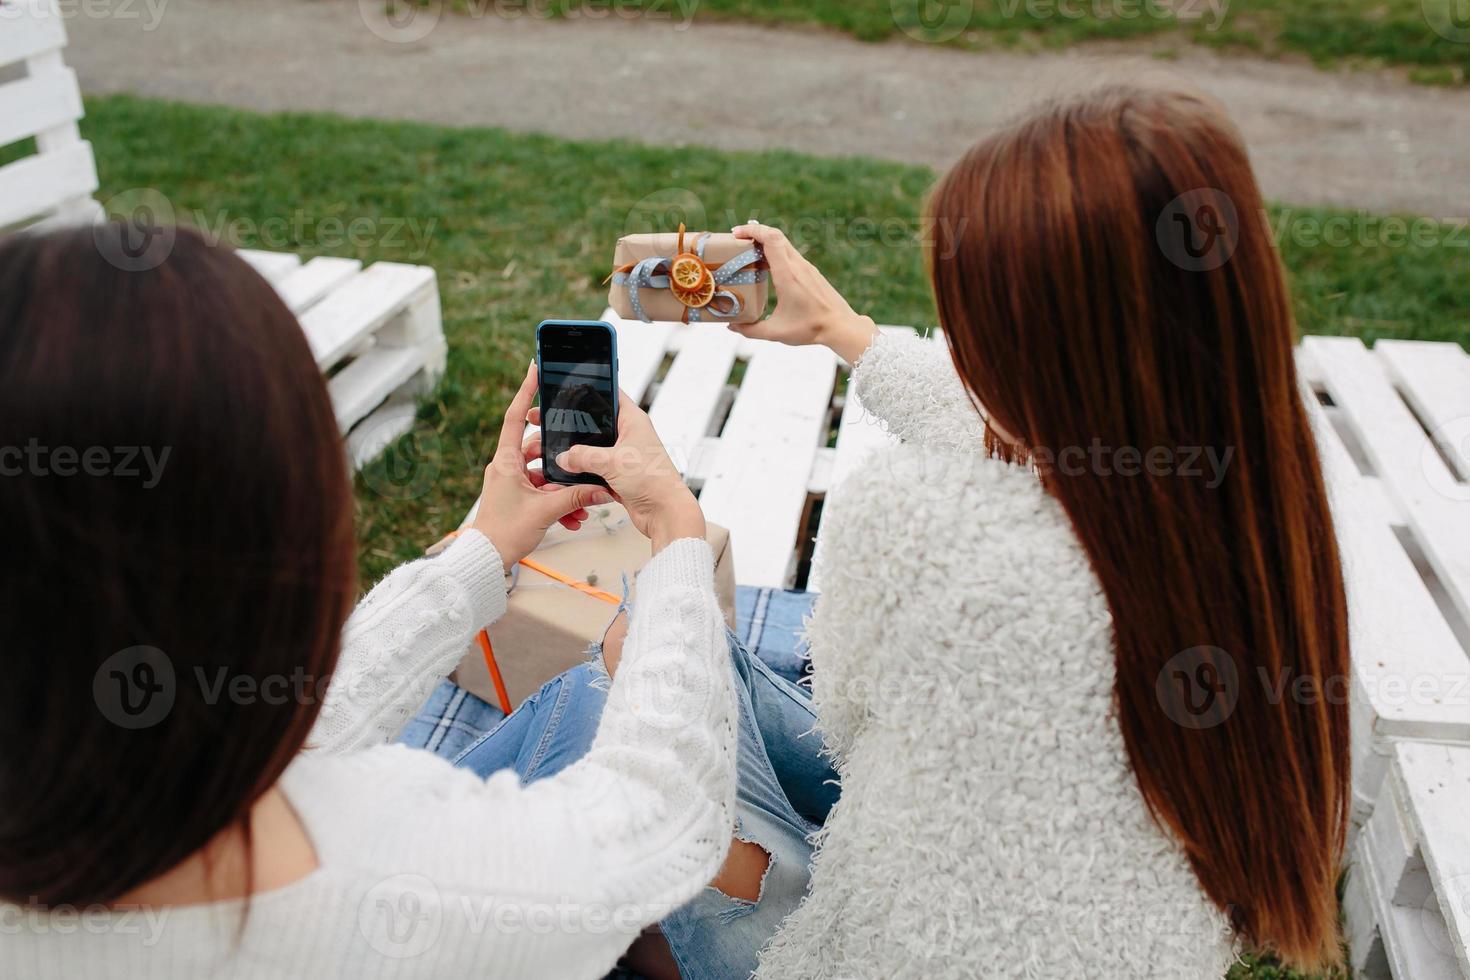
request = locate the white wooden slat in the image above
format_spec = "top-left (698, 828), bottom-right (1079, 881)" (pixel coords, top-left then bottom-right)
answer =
top-left (236, 249), bottom-right (302, 286)
top-left (1301, 390), bottom-right (1470, 742)
top-left (299, 262), bottom-right (435, 370)
top-left (0, 66), bottom-right (82, 148)
top-left (1395, 741), bottom-right (1470, 977)
top-left (602, 307), bottom-right (672, 404)
top-left (273, 256), bottom-right (363, 315)
top-left (327, 346), bottom-right (423, 434)
top-left (1356, 835), bottom-right (1465, 980)
top-left (699, 341), bottom-right (836, 587)
top-left (345, 394), bottom-right (419, 472)
top-left (1305, 336), bottom-right (1470, 630)
top-left (648, 328), bottom-right (741, 475)
top-left (0, 0), bottom-right (66, 69)
top-left (1376, 340), bottom-right (1470, 479)
top-left (0, 138), bottom-right (96, 228)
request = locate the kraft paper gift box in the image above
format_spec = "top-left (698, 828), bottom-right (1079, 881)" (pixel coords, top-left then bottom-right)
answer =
top-left (450, 504), bottom-right (737, 710)
top-left (608, 227), bottom-right (769, 325)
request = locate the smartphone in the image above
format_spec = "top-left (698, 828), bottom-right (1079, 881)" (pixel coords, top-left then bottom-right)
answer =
top-left (536, 319), bottom-right (619, 488)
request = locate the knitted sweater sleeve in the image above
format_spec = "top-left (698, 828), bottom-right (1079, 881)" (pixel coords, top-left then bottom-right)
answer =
top-left (302, 533), bottom-right (738, 972)
top-left (851, 328), bottom-right (988, 453)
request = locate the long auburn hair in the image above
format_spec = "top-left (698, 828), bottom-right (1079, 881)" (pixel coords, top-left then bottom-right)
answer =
top-left (0, 225), bottom-right (357, 905)
top-left (928, 86), bottom-right (1349, 969)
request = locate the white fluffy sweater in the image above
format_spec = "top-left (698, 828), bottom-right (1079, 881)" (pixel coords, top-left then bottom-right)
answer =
top-left (2, 533), bottom-right (737, 980)
top-left (755, 332), bottom-right (1238, 979)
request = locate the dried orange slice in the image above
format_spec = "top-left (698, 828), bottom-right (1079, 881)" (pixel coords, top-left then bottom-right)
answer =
top-left (670, 253), bottom-right (708, 291)
top-left (670, 252), bottom-right (715, 308)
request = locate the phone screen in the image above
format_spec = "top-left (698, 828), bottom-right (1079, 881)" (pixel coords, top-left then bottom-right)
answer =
top-left (537, 321), bottom-right (618, 487)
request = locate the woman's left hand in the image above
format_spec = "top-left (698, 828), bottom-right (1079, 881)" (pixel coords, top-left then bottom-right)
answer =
top-left (471, 362), bottom-right (613, 572)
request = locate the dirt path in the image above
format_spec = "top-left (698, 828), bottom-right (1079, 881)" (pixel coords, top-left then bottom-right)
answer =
top-left (64, 0), bottom-right (1470, 217)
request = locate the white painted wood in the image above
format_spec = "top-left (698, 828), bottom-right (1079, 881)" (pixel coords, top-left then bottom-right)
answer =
top-left (274, 255), bottom-right (362, 315)
top-left (298, 262), bottom-right (435, 370)
top-left (345, 393), bottom-right (419, 472)
top-left (236, 248), bottom-right (302, 286)
top-left (0, 66), bottom-right (82, 147)
top-left (699, 341), bottom-right (836, 587)
top-left (327, 346), bottom-right (424, 434)
top-left (1304, 337), bottom-right (1470, 629)
top-left (0, 139), bottom-right (96, 228)
top-left (602, 307), bottom-right (673, 404)
top-left (1377, 340), bottom-right (1470, 480)
top-left (1394, 741), bottom-right (1470, 977)
top-left (1299, 383), bottom-right (1470, 839)
top-left (648, 328), bottom-right (741, 475)
top-left (0, 0), bottom-right (67, 69)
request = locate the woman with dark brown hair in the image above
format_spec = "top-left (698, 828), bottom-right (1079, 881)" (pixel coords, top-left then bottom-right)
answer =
top-left (729, 85), bottom-right (1350, 977)
top-left (0, 224), bottom-right (740, 977)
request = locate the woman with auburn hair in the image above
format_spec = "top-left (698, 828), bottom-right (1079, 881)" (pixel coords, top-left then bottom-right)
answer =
top-left (726, 84), bottom-right (1349, 976)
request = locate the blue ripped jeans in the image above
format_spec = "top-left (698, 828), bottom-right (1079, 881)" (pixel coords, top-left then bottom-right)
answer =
top-left (439, 629), bottom-right (838, 980)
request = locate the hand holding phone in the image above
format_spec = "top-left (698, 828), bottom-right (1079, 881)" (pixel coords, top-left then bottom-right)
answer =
top-left (536, 320), bottom-right (619, 488)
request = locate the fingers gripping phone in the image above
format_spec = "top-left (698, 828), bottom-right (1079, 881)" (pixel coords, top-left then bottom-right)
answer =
top-left (536, 320), bottom-right (618, 488)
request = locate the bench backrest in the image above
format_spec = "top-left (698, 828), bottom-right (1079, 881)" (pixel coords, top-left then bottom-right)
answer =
top-left (0, 0), bottom-right (102, 231)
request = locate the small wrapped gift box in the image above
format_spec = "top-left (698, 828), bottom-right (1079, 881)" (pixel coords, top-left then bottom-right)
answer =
top-left (608, 225), bottom-right (768, 325)
top-left (449, 504), bottom-right (737, 710)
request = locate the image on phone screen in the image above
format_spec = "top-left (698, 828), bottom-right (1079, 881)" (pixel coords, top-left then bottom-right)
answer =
top-left (537, 321), bottom-right (618, 488)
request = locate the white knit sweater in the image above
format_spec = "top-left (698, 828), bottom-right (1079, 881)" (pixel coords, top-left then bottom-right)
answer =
top-left (755, 332), bottom-right (1239, 979)
top-left (2, 532), bottom-right (737, 980)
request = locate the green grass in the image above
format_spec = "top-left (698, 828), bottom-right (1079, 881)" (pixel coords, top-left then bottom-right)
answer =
top-left (493, 0), bottom-right (1470, 82)
top-left (68, 93), bottom-right (1470, 604)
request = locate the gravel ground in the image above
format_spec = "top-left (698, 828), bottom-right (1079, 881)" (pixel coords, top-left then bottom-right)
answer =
top-left (63, 0), bottom-right (1470, 217)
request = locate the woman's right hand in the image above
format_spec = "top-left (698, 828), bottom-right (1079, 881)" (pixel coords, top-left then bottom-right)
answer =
top-left (731, 222), bottom-right (879, 364)
top-left (546, 394), bottom-right (706, 553)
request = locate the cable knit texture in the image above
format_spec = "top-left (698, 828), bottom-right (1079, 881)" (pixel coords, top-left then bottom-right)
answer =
top-left (3, 531), bottom-right (738, 980)
top-left (754, 331), bottom-right (1238, 979)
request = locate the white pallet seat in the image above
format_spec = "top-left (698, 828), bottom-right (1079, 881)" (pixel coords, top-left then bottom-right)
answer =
top-left (1297, 343), bottom-right (1470, 831)
top-left (0, 0), bottom-right (447, 471)
top-left (0, 1), bottom-right (99, 231)
top-left (1346, 742), bottom-right (1470, 979)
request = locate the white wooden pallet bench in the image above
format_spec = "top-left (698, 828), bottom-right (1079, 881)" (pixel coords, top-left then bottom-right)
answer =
top-left (0, 0), bottom-right (447, 470)
top-left (1298, 337), bottom-right (1470, 978)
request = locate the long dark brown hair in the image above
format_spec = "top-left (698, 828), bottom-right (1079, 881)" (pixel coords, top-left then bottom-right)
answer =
top-left (928, 86), bottom-right (1349, 969)
top-left (0, 224), bottom-right (357, 905)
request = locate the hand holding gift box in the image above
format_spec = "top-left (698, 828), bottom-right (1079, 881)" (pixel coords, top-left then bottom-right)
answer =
top-left (609, 223), bottom-right (769, 324)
